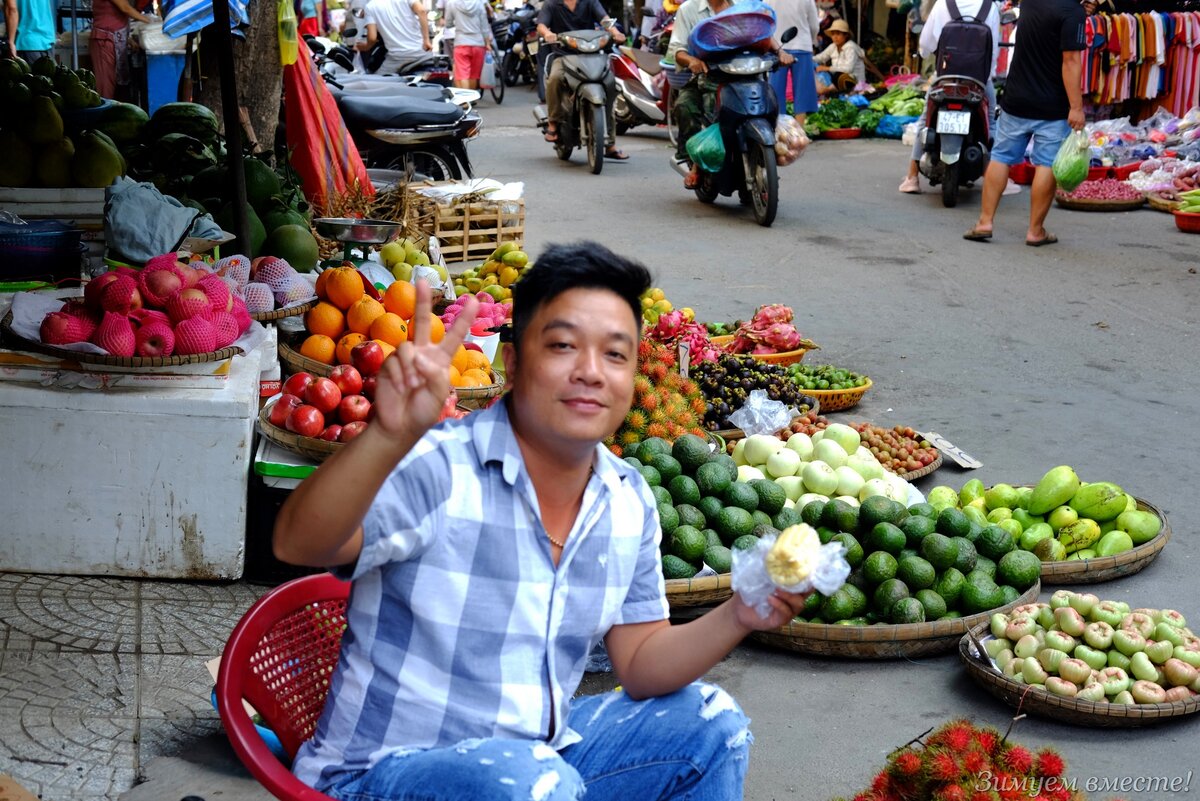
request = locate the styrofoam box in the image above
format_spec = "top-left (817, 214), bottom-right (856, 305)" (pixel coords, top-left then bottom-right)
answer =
top-left (0, 352), bottom-right (259, 579)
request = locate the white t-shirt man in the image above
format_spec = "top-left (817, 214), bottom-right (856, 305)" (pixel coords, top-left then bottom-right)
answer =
top-left (766, 0), bottom-right (820, 52)
top-left (365, 0), bottom-right (428, 55)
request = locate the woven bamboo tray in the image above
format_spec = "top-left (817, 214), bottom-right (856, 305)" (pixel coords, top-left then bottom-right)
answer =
top-left (258, 403), bottom-right (344, 462)
top-left (1146, 192), bottom-right (1183, 213)
top-left (1054, 194), bottom-right (1147, 212)
top-left (959, 621), bottom-right (1200, 727)
top-left (713, 398), bottom-right (821, 441)
top-left (1, 310), bottom-right (241, 368)
top-left (249, 298), bottom-right (317, 323)
top-left (799, 379), bottom-right (873, 413)
top-left (454, 378), bottom-right (505, 409)
top-left (665, 572), bottom-right (732, 608)
top-left (748, 581), bottom-right (1040, 659)
top-left (897, 452), bottom-right (943, 482)
top-left (1038, 496), bottom-right (1170, 585)
top-left (709, 335), bottom-right (808, 366)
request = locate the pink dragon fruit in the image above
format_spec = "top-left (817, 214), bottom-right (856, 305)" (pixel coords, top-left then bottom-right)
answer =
top-left (752, 304), bottom-right (793, 326)
top-left (761, 322), bottom-right (802, 351)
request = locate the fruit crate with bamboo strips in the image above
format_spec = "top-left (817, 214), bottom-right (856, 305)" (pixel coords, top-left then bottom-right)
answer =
top-left (405, 182), bottom-right (524, 264)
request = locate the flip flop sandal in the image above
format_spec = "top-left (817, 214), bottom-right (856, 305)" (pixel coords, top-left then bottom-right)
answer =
top-left (1026, 234), bottom-right (1058, 247)
top-left (963, 228), bottom-right (993, 242)
top-left (683, 173), bottom-right (699, 189)
top-left (604, 149), bottom-right (630, 160)
top-left (543, 130), bottom-right (559, 142)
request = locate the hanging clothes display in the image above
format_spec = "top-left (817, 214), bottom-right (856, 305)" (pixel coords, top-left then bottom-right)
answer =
top-left (1082, 10), bottom-right (1199, 117)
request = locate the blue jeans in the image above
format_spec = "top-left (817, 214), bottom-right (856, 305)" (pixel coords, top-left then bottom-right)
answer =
top-left (769, 50), bottom-right (817, 114)
top-left (325, 682), bottom-right (752, 801)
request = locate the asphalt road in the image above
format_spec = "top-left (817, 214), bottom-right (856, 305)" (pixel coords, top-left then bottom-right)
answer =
top-left (465, 87), bottom-right (1200, 800)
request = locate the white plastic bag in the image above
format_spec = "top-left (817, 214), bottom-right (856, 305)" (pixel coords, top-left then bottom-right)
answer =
top-left (480, 49), bottom-right (496, 89)
top-left (726, 389), bottom-right (797, 437)
top-left (731, 528), bottom-right (851, 619)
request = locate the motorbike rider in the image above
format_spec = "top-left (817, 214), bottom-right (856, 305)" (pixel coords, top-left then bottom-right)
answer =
top-left (669, 0), bottom-right (793, 189)
top-left (898, 0), bottom-right (999, 194)
top-left (537, 0), bottom-right (630, 160)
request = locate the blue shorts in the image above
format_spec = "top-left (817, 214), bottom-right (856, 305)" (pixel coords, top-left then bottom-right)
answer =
top-left (770, 50), bottom-right (818, 114)
top-left (991, 112), bottom-right (1070, 168)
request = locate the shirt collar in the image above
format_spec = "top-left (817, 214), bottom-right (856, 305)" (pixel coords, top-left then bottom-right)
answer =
top-left (470, 396), bottom-right (626, 494)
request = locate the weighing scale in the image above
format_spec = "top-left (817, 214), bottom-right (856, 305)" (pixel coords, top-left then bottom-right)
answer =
top-left (313, 217), bottom-right (403, 269)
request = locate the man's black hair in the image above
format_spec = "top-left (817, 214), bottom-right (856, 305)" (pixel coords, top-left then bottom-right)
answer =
top-left (511, 242), bottom-right (652, 350)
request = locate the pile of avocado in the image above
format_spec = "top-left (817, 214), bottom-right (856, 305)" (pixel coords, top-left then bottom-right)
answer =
top-left (793, 497), bottom-right (1042, 626)
top-left (623, 434), bottom-right (804, 581)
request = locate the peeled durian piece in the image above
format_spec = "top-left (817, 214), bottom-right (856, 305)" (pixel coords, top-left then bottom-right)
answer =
top-left (765, 524), bottom-right (822, 586)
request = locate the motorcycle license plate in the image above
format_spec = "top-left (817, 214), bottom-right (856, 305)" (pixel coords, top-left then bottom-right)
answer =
top-left (936, 110), bottom-right (971, 135)
top-left (528, 40), bottom-right (539, 55)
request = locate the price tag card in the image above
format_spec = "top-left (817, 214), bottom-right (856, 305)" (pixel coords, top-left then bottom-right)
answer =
top-left (919, 431), bottom-right (983, 469)
top-left (678, 342), bottom-right (691, 379)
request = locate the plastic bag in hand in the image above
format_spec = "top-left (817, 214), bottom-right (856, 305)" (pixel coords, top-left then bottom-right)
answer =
top-left (732, 525), bottom-right (850, 619)
top-left (687, 124), bottom-right (726, 173)
top-left (1052, 130), bottom-right (1090, 192)
top-left (774, 115), bottom-right (809, 167)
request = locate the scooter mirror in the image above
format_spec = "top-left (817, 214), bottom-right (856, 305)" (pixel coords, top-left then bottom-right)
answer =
top-left (780, 26), bottom-right (798, 43)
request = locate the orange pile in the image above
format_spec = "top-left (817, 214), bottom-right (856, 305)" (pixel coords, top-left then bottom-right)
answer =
top-left (299, 269), bottom-right (495, 389)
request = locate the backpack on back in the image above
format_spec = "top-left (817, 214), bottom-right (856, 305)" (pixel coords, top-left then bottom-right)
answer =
top-left (935, 0), bottom-right (994, 84)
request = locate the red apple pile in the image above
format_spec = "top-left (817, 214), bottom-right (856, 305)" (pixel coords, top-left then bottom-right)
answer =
top-left (269, 367), bottom-right (374, 444)
top-left (39, 255), bottom-right (255, 358)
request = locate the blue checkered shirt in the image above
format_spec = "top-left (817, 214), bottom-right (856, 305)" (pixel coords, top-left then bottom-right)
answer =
top-left (292, 399), bottom-right (670, 790)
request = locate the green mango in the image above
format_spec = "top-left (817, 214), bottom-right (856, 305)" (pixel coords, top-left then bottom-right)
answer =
top-left (1093, 530), bottom-right (1134, 558)
top-left (959, 479), bottom-right (986, 507)
top-left (1028, 466), bottom-right (1081, 516)
top-left (1116, 510), bottom-right (1161, 545)
top-left (1068, 482), bottom-right (1126, 523)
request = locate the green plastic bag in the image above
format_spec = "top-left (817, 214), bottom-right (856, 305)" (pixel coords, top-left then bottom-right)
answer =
top-left (1052, 130), bottom-right (1089, 192)
top-left (687, 124), bottom-right (725, 173)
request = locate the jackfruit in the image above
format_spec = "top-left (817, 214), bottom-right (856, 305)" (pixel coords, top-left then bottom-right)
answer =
top-left (24, 95), bottom-right (64, 146)
top-left (71, 130), bottom-right (125, 188)
top-left (37, 136), bottom-right (75, 187)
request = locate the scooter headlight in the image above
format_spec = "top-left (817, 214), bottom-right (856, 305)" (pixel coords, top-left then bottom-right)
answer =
top-left (719, 55), bottom-right (771, 75)
top-left (562, 34), bottom-right (609, 52)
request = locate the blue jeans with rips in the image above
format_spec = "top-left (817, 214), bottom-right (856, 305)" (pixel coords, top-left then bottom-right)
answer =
top-left (324, 681), bottom-right (753, 801)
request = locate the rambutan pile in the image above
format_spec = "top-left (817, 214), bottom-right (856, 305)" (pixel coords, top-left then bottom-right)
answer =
top-left (604, 340), bottom-right (708, 458)
top-left (828, 719), bottom-right (1106, 801)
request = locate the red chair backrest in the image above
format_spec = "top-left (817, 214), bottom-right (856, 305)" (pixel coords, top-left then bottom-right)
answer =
top-left (217, 573), bottom-right (351, 801)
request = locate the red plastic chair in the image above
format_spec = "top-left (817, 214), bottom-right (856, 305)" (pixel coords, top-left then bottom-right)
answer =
top-left (216, 573), bottom-right (351, 801)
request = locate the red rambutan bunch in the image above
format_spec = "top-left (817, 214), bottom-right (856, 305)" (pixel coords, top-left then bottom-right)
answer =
top-left (974, 728), bottom-right (1002, 756)
top-left (927, 750), bottom-right (961, 783)
top-left (1034, 749), bottom-right (1065, 779)
top-left (929, 719), bottom-right (976, 753)
top-left (961, 748), bottom-right (990, 776)
top-left (998, 745), bottom-right (1033, 776)
top-left (934, 784), bottom-right (969, 801)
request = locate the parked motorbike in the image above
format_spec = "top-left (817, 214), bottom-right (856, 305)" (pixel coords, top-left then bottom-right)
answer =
top-left (669, 28), bottom-right (797, 226)
top-left (532, 29), bottom-right (616, 175)
top-left (496, 2), bottom-right (540, 87)
top-left (610, 45), bottom-right (671, 139)
top-left (916, 74), bottom-right (991, 208)
top-left (321, 72), bottom-right (482, 180)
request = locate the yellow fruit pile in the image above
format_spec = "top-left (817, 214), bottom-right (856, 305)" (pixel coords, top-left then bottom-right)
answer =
top-left (452, 243), bottom-right (529, 302)
top-left (379, 237), bottom-right (449, 283)
top-left (449, 346), bottom-right (496, 388)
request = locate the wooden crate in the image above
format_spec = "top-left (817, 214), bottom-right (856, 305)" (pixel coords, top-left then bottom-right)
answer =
top-left (407, 183), bottom-right (524, 264)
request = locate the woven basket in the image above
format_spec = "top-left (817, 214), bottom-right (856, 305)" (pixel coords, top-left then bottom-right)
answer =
top-left (713, 399), bottom-right (821, 442)
top-left (799, 379), bottom-right (872, 413)
top-left (249, 298), bottom-right (318, 323)
top-left (1054, 194), bottom-right (1147, 212)
top-left (1038, 496), bottom-right (1170, 585)
top-left (897, 452), bottom-right (943, 482)
top-left (748, 582), bottom-right (1040, 659)
top-left (959, 622), bottom-right (1200, 727)
top-left (709, 335), bottom-right (808, 366)
top-left (665, 573), bottom-right (732, 608)
top-left (1146, 193), bottom-right (1183, 214)
top-left (454, 379), bottom-right (505, 409)
top-left (258, 403), bottom-right (344, 462)
top-left (1, 310), bottom-right (241, 368)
